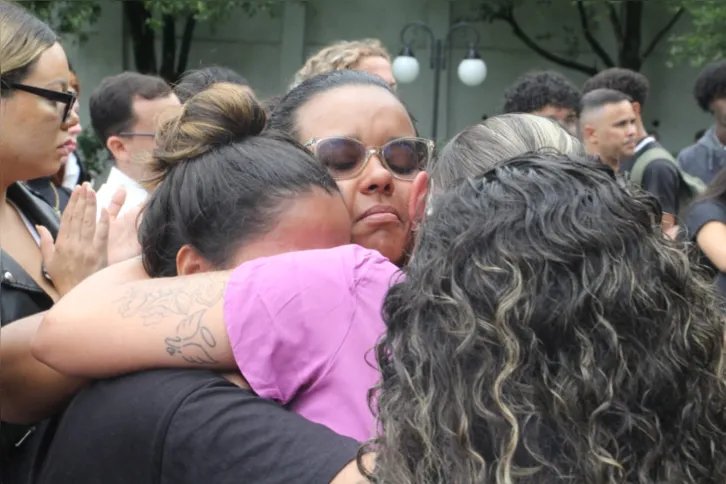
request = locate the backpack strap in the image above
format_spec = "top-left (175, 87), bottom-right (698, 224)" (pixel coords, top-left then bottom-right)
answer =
top-left (628, 146), bottom-right (675, 186)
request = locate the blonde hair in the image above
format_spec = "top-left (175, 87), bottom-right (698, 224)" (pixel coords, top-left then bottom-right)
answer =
top-left (0, 1), bottom-right (56, 87)
top-left (290, 38), bottom-right (390, 89)
top-left (430, 113), bottom-right (585, 195)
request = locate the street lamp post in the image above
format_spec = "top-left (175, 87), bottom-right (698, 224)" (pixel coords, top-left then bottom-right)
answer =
top-left (392, 22), bottom-right (487, 140)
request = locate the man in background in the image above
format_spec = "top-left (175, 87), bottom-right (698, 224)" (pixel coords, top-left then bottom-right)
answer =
top-left (502, 70), bottom-right (581, 136)
top-left (90, 72), bottom-right (179, 217)
top-left (582, 68), bottom-right (681, 230)
top-left (678, 60), bottom-right (726, 184)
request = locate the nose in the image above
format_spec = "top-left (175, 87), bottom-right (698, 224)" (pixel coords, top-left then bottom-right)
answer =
top-left (360, 153), bottom-right (394, 195)
top-left (627, 122), bottom-right (637, 138)
top-left (62, 107), bottom-right (80, 131)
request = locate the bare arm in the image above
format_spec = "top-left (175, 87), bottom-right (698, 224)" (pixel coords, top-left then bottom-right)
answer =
top-left (1, 312), bottom-right (87, 423)
top-left (31, 258), bottom-right (237, 378)
top-left (331, 454), bottom-right (375, 484)
top-left (696, 221), bottom-right (726, 272)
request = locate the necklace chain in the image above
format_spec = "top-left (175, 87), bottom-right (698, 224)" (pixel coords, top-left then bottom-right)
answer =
top-left (48, 181), bottom-right (60, 216)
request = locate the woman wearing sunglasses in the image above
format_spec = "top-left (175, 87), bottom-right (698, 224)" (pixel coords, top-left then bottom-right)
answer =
top-left (271, 70), bottom-right (431, 267)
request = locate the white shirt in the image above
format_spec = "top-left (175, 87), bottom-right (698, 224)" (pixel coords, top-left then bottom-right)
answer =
top-left (96, 166), bottom-right (148, 219)
top-left (635, 136), bottom-right (656, 154)
top-left (62, 152), bottom-right (82, 190)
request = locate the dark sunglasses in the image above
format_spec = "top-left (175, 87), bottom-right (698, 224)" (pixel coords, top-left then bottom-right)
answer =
top-left (304, 136), bottom-right (434, 181)
top-left (9, 82), bottom-right (76, 123)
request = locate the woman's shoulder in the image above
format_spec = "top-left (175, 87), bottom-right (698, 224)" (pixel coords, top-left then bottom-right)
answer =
top-left (237, 245), bottom-right (396, 277)
top-left (225, 245), bottom-right (400, 316)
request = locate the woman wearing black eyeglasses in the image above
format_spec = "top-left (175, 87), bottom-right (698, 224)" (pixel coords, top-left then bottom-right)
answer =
top-left (0, 2), bottom-right (110, 481)
top-left (27, 64), bottom-right (92, 214)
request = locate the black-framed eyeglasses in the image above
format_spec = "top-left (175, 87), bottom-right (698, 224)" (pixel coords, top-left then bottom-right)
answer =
top-left (118, 132), bottom-right (156, 138)
top-left (9, 82), bottom-right (76, 123)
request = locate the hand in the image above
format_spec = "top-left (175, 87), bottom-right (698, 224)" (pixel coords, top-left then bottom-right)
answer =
top-left (106, 187), bottom-right (143, 266)
top-left (37, 184), bottom-right (110, 297)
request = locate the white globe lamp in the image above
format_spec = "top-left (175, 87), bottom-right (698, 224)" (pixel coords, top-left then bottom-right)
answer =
top-left (392, 46), bottom-right (420, 84)
top-left (457, 44), bottom-right (487, 87)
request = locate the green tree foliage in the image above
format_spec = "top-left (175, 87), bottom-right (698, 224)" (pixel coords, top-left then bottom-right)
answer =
top-left (470, 0), bottom-right (685, 74)
top-left (23, 0), bottom-right (101, 42)
top-left (670, 0), bottom-right (726, 67)
top-left (24, 0), bottom-right (286, 83)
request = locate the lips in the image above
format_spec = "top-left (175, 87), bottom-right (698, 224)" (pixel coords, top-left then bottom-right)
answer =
top-left (356, 204), bottom-right (401, 224)
top-left (61, 139), bottom-right (77, 153)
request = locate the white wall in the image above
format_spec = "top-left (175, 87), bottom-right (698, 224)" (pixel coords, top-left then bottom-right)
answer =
top-left (66, 0), bottom-right (711, 152)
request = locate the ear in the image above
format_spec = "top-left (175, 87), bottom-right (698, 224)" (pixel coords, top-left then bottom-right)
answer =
top-left (632, 101), bottom-right (642, 117)
top-left (408, 171), bottom-right (429, 224)
top-left (176, 244), bottom-right (214, 276)
top-left (583, 124), bottom-right (597, 142)
top-left (106, 135), bottom-right (127, 163)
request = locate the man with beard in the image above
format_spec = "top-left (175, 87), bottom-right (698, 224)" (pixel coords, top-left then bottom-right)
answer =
top-left (90, 72), bottom-right (180, 217)
top-left (678, 60), bottom-right (726, 184)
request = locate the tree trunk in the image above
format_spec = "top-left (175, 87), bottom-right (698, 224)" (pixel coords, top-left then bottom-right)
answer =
top-left (175, 14), bottom-right (197, 81)
top-left (619, 0), bottom-right (644, 71)
top-left (123, 0), bottom-right (157, 75)
top-left (159, 15), bottom-right (177, 82)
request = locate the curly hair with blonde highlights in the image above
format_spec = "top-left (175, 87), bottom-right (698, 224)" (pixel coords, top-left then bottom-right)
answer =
top-left (290, 38), bottom-right (390, 89)
top-left (361, 153), bottom-right (726, 484)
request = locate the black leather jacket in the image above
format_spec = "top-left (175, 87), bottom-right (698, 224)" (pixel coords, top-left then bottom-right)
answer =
top-left (1, 182), bottom-right (59, 480)
top-left (1, 182), bottom-right (59, 325)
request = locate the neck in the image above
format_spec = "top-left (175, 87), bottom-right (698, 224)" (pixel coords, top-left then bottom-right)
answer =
top-left (115, 162), bottom-right (144, 186)
top-left (605, 157), bottom-right (620, 173)
top-left (636, 118), bottom-right (648, 140)
top-left (715, 124), bottom-right (726, 145)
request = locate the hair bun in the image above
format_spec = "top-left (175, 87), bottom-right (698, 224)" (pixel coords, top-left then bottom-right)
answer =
top-left (149, 83), bottom-right (265, 185)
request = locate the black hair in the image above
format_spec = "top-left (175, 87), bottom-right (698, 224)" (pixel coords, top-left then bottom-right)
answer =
top-left (139, 83), bottom-right (340, 277)
top-left (269, 69), bottom-right (405, 139)
top-left (579, 88), bottom-right (632, 116)
top-left (502, 71), bottom-right (581, 114)
top-left (89, 71), bottom-right (173, 143)
top-left (695, 128), bottom-right (707, 142)
top-left (261, 94), bottom-right (283, 117)
top-left (0, 1), bottom-right (57, 97)
top-left (582, 67), bottom-right (649, 107)
top-left (174, 66), bottom-right (249, 103)
top-left (694, 61), bottom-right (726, 112)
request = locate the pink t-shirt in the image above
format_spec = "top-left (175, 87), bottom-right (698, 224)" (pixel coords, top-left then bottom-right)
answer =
top-left (223, 244), bottom-right (401, 442)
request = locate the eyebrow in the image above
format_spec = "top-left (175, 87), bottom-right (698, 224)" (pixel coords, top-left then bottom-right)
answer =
top-left (44, 79), bottom-right (69, 90)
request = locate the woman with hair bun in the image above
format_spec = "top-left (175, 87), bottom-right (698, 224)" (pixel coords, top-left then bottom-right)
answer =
top-left (24, 83), bottom-right (370, 484)
top-left (36, 80), bottom-right (411, 443)
top-left (137, 82), bottom-right (351, 279)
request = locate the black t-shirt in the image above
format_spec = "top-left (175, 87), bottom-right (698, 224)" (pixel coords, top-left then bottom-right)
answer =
top-left (9, 370), bottom-right (359, 484)
top-left (622, 140), bottom-right (680, 216)
top-left (683, 199), bottom-right (726, 299)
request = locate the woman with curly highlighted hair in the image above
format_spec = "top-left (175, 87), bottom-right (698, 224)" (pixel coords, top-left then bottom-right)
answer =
top-left (364, 153), bottom-right (726, 483)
